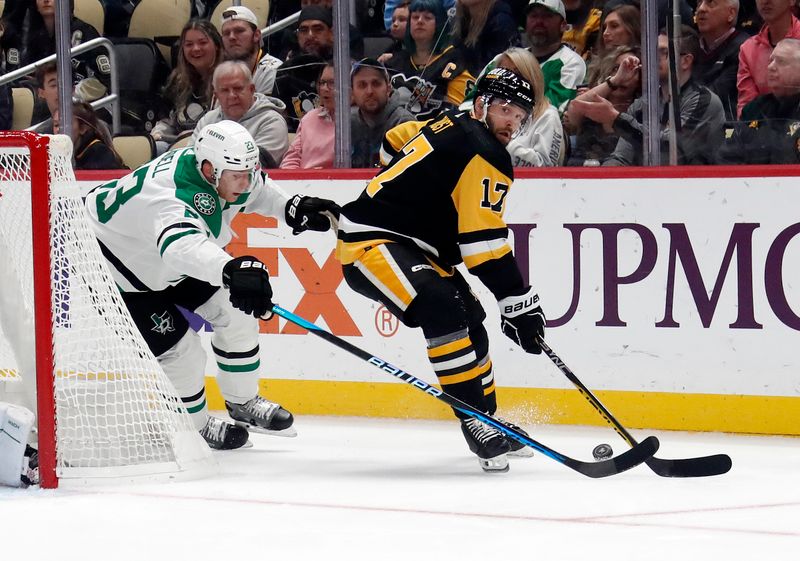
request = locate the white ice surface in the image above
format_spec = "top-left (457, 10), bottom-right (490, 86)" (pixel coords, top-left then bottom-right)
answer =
top-left (2, 416), bottom-right (798, 560)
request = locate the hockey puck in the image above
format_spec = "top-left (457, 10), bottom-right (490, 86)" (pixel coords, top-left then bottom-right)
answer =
top-left (592, 443), bottom-right (613, 461)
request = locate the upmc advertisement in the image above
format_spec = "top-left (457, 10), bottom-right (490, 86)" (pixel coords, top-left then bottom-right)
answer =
top-left (80, 168), bottom-right (800, 435)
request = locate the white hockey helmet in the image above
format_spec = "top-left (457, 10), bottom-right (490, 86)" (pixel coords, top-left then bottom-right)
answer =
top-left (194, 120), bottom-right (259, 186)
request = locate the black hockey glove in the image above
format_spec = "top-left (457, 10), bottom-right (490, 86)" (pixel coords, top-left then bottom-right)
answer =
top-left (498, 287), bottom-right (546, 354)
top-left (222, 256), bottom-right (274, 319)
top-left (285, 195), bottom-right (341, 235)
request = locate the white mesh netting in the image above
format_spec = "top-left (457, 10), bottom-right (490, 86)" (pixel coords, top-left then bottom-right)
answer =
top-left (0, 134), bottom-right (213, 484)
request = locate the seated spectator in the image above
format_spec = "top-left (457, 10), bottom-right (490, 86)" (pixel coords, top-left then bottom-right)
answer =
top-left (277, 3), bottom-right (364, 61)
top-left (350, 57), bottom-right (414, 168)
top-left (562, 0), bottom-right (602, 57)
top-left (524, 0), bottom-right (587, 113)
top-left (573, 27), bottom-right (724, 165)
top-left (220, 5), bottom-right (283, 95)
top-left (280, 61), bottom-right (335, 169)
top-left (16, 0), bottom-right (111, 92)
top-left (385, 0), bottom-right (454, 29)
top-left (151, 19), bottom-right (222, 154)
top-left (595, 3), bottom-right (640, 53)
top-left (719, 38), bottom-right (800, 163)
top-left (384, 0), bottom-right (475, 120)
top-left (463, 46), bottom-right (566, 165)
top-left (451, 0), bottom-right (522, 75)
top-left (33, 61), bottom-right (60, 130)
top-left (192, 61), bottom-right (289, 168)
top-left (54, 101), bottom-right (127, 170)
top-left (564, 45), bottom-right (640, 165)
top-left (272, 6), bottom-right (336, 131)
top-left (737, 0), bottom-right (800, 116)
top-left (694, 0), bottom-right (748, 121)
top-left (378, 0), bottom-right (411, 63)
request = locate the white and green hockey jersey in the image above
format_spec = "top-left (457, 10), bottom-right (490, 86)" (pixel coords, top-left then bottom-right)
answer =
top-left (84, 147), bottom-right (290, 293)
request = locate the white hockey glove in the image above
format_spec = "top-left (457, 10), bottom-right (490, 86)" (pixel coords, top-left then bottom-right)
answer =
top-left (285, 195), bottom-right (341, 235)
top-left (222, 256), bottom-right (274, 319)
top-left (498, 287), bottom-right (546, 354)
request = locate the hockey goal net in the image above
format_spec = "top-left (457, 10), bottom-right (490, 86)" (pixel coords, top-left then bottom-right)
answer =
top-left (0, 132), bottom-right (215, 488)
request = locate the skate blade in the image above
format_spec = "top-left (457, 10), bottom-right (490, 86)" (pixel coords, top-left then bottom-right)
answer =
top-left (233, 422), bottom-right (298, 438)
top-left (479, 454), bottom-right (509, 473)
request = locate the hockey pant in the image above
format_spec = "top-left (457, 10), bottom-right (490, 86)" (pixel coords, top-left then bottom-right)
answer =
top-left (121, 278), bottom-right (262, 429)
top-left (342, 242), bottom-right (496, 419)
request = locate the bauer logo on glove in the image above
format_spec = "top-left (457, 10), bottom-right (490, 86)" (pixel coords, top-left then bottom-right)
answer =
top-left (285, 195), bottom-right (341, 235)
top-left (498, 287), bottom-right (545, 354)
top-left (222, 256), bottom-right (274, 319)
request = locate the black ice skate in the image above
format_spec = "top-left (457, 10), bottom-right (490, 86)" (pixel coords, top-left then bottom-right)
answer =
top-left (200, 416), bottom-right (250, 450)
top-left (498, 419), bottom-right (535, 458)
top-left (460, 418), bottom-right (511, 473)
top-left (225, 396), bottom-right (297, 437)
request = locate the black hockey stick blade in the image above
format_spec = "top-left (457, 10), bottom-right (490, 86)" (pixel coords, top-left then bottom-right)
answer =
top-left (272, 305), bottom-right (659, 478)
top-left (539, 340), bottom-right (732, 478)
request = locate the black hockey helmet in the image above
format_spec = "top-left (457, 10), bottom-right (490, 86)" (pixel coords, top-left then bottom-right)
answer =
top-left (474, 67), bottom-right (535, 115)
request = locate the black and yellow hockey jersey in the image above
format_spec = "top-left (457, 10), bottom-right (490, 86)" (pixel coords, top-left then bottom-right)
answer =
top-left (386, 46), bottom-right (475, 121)
top-left (337, 109), bottom-right (526, 300)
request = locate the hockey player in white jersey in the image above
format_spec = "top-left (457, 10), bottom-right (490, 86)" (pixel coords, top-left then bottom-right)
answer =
top-left (84, 120), bottom-right (340, 450)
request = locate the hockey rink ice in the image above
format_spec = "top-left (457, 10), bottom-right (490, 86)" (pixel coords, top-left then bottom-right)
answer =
top-left (2, 415), bottom-right (798, 559)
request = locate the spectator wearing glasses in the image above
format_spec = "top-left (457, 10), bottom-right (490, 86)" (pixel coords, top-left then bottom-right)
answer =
top-left (737, 0), bottom-right (800, 116)
top-left (693, 0), bottom-right (748, 121)
top-left (573, 27), bottom-right (724, 165)
top-left (272, 6), bottom-right (340, 132)
top-left (220, 5), bottom-right (283, 95)
top-left (192, 61), bottom-right (290, 168)
top-left (280, 61), bottom-right (336, 169)
top-left (350, 58), bottom-right (414, 168)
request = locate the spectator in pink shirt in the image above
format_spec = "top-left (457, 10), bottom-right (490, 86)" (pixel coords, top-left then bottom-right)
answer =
top-left (280, 61), bottom-right (335, 169)
top-left (736, 0), bottom-right (800, 116)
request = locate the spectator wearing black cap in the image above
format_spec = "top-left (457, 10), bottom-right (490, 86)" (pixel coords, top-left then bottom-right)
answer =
top-left (272, 6), bottom-right (364, 131)
top-left (220, 5), bottom-right (283, 95)
top-left (350, 58), bottom-right (414, 167)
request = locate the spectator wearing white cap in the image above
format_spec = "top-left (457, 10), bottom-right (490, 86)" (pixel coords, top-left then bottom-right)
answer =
top-left (220, 5), bottom-right (283, 95)
top-left (524, 0), bottom-right (586, 113)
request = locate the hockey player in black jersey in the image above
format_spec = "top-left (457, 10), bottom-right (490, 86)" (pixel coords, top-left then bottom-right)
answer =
top-left (336, 68), bottom-right (546, 473)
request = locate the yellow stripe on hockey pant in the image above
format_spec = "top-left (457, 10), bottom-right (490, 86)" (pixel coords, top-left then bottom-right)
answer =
top-left (437, 359), bottom-right (492, 386)
top-left (427, 336), bottom-right (472, 359)
top-left (355, 244), bottom-right (416, 311)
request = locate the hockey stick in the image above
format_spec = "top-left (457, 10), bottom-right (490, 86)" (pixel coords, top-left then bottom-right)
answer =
top-left (539, 340), bottom-right (732, 478)
top-left (271, 305), bottom-right (659, 478)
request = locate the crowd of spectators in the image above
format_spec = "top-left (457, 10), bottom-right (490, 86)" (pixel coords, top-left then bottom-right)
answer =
top-left (2, 0), bottom-right (800, 167)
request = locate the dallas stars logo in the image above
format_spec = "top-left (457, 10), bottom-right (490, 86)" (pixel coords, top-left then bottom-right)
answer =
top-left (194, 192), bottom-right (216, 215)
top-left (150, 311), bottom-right (175, 335)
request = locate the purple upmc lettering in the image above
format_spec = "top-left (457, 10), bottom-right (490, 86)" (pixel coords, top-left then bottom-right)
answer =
top-left (657, 223), bottom-right (762, 329)
top-left (765, 222), bottom-right (800, 330)
top-left (508, 221), bottom-right (800, 331)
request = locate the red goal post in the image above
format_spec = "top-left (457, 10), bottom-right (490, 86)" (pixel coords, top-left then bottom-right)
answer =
top-left (0, 132), bottom-right (215, 488)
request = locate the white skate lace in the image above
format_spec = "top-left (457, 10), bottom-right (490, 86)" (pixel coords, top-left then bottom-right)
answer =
top-left (243, 397), bottom-right (279, 422)
top-left (464, 418), bottom-right (503, 444)
top-left (201, 417), bottom-right (226, 443)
